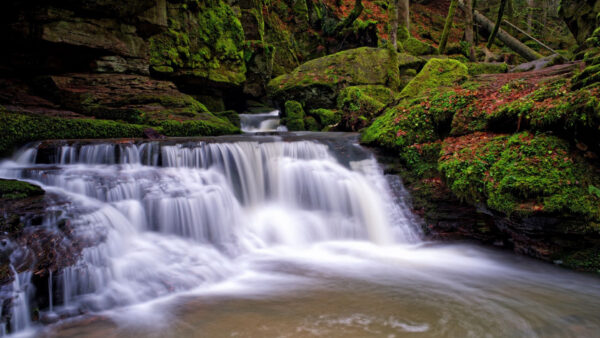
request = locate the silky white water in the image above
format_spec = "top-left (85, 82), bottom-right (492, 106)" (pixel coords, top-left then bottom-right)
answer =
top-left (1, 133), bottom-right (599, 337)
top-left (240, 110), bottom-right (288, 132)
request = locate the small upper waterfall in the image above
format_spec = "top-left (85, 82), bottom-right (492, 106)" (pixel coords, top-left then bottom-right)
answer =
top-left (240, 110), bottom-right (288, 132)
top-left (0, 133), bottom-right (419, 334)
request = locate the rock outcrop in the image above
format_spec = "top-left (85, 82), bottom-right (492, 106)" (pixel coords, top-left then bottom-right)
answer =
top-left (268, 47), bottom-right (423, 111)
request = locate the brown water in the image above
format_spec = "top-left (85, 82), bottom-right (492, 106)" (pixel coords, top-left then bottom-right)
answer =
top-left (45, 243), bottom-right (600, 338)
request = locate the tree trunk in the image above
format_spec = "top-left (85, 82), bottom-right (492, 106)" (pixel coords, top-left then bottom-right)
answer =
top-left (388, 0), bottom-right (399, 49)
top-left (465, 0), bottom-right (476, 61)
top-left (527, 0), bottom-right (534, 34)
top-left (332, 0), bottom-right (364, 35)
top-left (506, 0), bottom-right (514, 35)
top-left (458, 2), bottom-right (542, 61)
top-left (486, 0), bottom-right (507, 49)
top-left (399, 0), bottom-right (410, 32)
top-left (439, 0), bottom-right (459, 54)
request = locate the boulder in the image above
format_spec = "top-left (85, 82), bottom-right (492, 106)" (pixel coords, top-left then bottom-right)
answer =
top-left (399, 58), bottom-right (468, 99)
top-left (149, 0), bottom-right (246, 87)
top-left (35, 73), bottom-right (230, 126)
top-left (267, 47), bottom-right (424, 110)
top-left (559, 0), bottom-right (600, 45)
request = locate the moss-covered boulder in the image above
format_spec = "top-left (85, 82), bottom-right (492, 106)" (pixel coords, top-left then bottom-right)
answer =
top-left (283, 100), bottom-right (305, 131)
top-left (309, 108), bottom-right (341, 127)
top-left (149, 0), bottom-right (246, 86)
top-left (362, 59), bottom-right (468, 147)
top-left (402, 37), bottom-right (437, 56)
top-left (37, 73), bottom-right (236, 128)
top-left (466, 62), bottom-right (508, 76)
top-left (0, 179), bottom-right (44, 201)
top-left (267, 47), bottom-right (424, 110)
top-left (337, 86), bottom-right (390, 131)
top-left (559, 0), bottom-right (600, 45)
top-left (399, 58), bottom-right (468, 99)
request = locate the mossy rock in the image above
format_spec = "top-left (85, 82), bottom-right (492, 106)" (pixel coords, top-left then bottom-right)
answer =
top-left (309, 108), bottom-right (341, 126)
top-left (149, 0), bottom-right (246, 86)
top-left (214, 110), bottom-right (240, 127)
top-left (402, 37), bottom-right (437, 56)
top-left (337, 86), bottom-right (387, 131)
top-left (0, 110), bottom-right (238, 157)
top-left (467, 62), bottom-right (509, 76)
top-left (0, 179), bottom-right (44, 200)
top-left (487, 79), bottom-right (600, 151)
top-left (399, 58), bottom-right (468, 99)
top-left (283, 100), bottom-right (305, 131)
top-left (561, 245), bottom-right (600, 272)
top-left (439, 132), bottom-right (600, 220)
top-left (267, 47), bottom-right (423, 110)
top-left (361, 98), bottom-right (438, 150)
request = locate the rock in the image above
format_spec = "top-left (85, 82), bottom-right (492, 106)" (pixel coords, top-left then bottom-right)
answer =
top-left (92, 56), bottom-right (149, 75)
top-left (38, 8), bottom-right (148, 59)
top-left (149, 0), bottom-right (246, 87)
top-left (36, 73), bottom-right (216, 123)
top-left (283, 100), bottom-right (305, 131)
top-left (402, 37), bottom-right (437, 56)
top-left (399, 58), bottom-right (468, 99)
top-left (336, 85), bottom-right (392, 131)
top-left (268, 47), bottom-right (424, 110)
top-left (142, 128), bottom-right (166, 139)
top-left (243, 41), bottom-right (275, 98)
top-left (467, 62), bottom-right (508, 75)
top-left (559, 0), bottom-right (600, 45)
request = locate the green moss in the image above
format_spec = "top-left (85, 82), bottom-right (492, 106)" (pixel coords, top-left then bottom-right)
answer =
top-left (361, 98), bottom-right (438, 150)
top-left (466, 62), bottom-right (509, 76)
top-left (350, 85), bottom-right (397, 104)
top-left (0, 179), bottom-right (44, 200)
top-left (488, 80), bottom-right (600, 140)
top-left (149, 0), bottom-right (246, 85)
top-left (562, 246), bottom-right (600, 272)
top-left (399, 58), bottom-right (468, 99)
top-left (402, 37), bottom-right (437, 56)
top-left (0, 110), bottom-right (238, 157)
top-left (309, 108), bottom-right (341, 126)
top-left (267, 47), bottom-right (423, 109)
top-left (214, 110), bottom-right (240, 127)
top-left (438, 133), bottom-right (508, 204)
top-left (337, 87), bottom-right (385, 115)
top-left (284, 100), bottom-right (305, 131)
top-left (0, 111), bottom-right (145, 156)
top-left (439, 132), bottom-right (600, 220)
top-left (305, 116), bottom-right (320, 131)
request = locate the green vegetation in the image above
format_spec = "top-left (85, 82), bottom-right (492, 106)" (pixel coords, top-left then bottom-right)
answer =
top-left (267, 47), bottom-right (423, 109)
top-left (0, 179), bottom-right (44, 200)
top-left (284, 100), bottom-right (305, 131)
top-left (0, 110), bottom-right (238, 157)
top-left (149, 0), bottom-right (246, 85)
top-left (399, 58), bottom-right (468, 99)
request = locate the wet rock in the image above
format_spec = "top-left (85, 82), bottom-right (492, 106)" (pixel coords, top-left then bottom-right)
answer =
top-left (143, 128), bottom-right (166, 139)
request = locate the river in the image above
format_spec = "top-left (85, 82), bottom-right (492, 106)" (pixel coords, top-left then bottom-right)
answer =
top-left (0, 127), bottom-right (599, 337)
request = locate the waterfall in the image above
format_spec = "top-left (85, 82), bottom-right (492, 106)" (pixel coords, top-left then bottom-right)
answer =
top-left (8, 266), bottom-right (32, 333)
top-left (0, 134), bottom-right (419, 334)
top-left (240, 110), bottom-right (288, 132)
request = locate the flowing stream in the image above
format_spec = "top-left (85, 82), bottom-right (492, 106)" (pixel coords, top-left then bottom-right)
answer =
top-left (240, 110), bottom-right (288, 132)
top-left (0, 132), bottom-right (599, 337)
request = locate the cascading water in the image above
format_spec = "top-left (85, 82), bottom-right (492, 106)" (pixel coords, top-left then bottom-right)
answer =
top-left (0, 133), bottom-right (418, 335)
top-left (240, 110), bottom-right (288, 132)
top-left (1, 133), bottom-right (600, 337)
